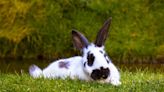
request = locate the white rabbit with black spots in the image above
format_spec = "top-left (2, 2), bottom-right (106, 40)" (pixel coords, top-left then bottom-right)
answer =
top-left (29, 17), bottom-right (121, 86)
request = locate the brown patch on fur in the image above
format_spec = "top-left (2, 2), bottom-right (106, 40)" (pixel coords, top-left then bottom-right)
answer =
top-left (59, 61), bottom-right (70, 69)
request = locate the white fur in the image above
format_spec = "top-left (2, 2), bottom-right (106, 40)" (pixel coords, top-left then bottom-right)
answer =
top-left (29, 44), bottom-right (121, 86)
top-left (30, 56), bottom-right (90, 80)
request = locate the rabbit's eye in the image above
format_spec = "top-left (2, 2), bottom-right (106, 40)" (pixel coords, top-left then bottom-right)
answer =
top-left (87, 51), bottom-right (95, 66)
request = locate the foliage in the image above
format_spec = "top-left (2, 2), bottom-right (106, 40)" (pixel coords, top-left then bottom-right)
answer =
top-left (0, 0), bottom-right (163, 63)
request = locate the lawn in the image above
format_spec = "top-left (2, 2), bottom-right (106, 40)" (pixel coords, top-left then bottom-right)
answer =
top-left (0, 0), bottom-right (163, 91)
top-left (0, 69), bottom-right (163, 92)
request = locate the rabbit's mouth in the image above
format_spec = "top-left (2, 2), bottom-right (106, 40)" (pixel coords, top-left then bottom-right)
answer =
top-left (90, 67), bottom-right (110, 80)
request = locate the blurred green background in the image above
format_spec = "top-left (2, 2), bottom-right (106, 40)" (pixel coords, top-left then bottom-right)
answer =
top-left (0, 0), bottom-right (163, 63)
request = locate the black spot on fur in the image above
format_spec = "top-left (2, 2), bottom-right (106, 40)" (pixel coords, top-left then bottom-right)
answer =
top-left (87, 52), bottom-right (95, 66)
top-left (104, 53), bottom-right (110, 64)
top-left (106, 59), bottom-right (110, 64)
top-left (104, 53), bottom-right (107, 57)
top-left (84, 62), bottom-right (86, 67)
top-left (91, 67), bottom-right (110, 80)
top-left (99, 50), bottom-right (103, 54)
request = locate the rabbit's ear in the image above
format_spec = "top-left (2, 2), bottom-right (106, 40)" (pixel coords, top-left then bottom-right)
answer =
top-left (95, 17), bottom-right (112, 47)
top-left (72, 30), bottom-right (89, 50)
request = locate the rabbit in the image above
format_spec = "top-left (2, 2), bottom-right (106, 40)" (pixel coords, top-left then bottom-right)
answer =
top-left (29, 17), bottom-right (121, 86)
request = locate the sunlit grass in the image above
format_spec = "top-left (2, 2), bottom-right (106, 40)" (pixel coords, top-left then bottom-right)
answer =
top-left (0, 69), bottom-right (164, 92)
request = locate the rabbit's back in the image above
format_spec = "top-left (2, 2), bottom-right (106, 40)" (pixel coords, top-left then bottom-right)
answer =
top-left (42, 56), bottom-right (87, 79)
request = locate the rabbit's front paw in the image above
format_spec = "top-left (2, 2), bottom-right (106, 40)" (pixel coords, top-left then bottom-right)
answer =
top-left (110, 78), bottom-right (121, 86)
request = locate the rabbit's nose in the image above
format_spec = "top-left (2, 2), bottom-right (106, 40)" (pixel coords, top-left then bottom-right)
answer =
top-left (100, 67), bottom-right (110, 79)
top-left (91, 67), bottom-right (110, 80)
top-left (102, 74), bottom-right (108, 79)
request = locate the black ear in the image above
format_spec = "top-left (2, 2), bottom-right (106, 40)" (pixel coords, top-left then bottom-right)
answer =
top-left (95, 17), bottom-right (112, 47)
top-left (72, 30), bottom-right (89, 50)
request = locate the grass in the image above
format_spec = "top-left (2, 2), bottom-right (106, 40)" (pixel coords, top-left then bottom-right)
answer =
top-left (0, 0), bottom-right (163, 63)
top-left (0, 69), bottom-right (164, 92)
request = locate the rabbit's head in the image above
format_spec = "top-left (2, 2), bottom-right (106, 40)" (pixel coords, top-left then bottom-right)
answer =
top-left (72, 17), bottom-right (112, 82)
